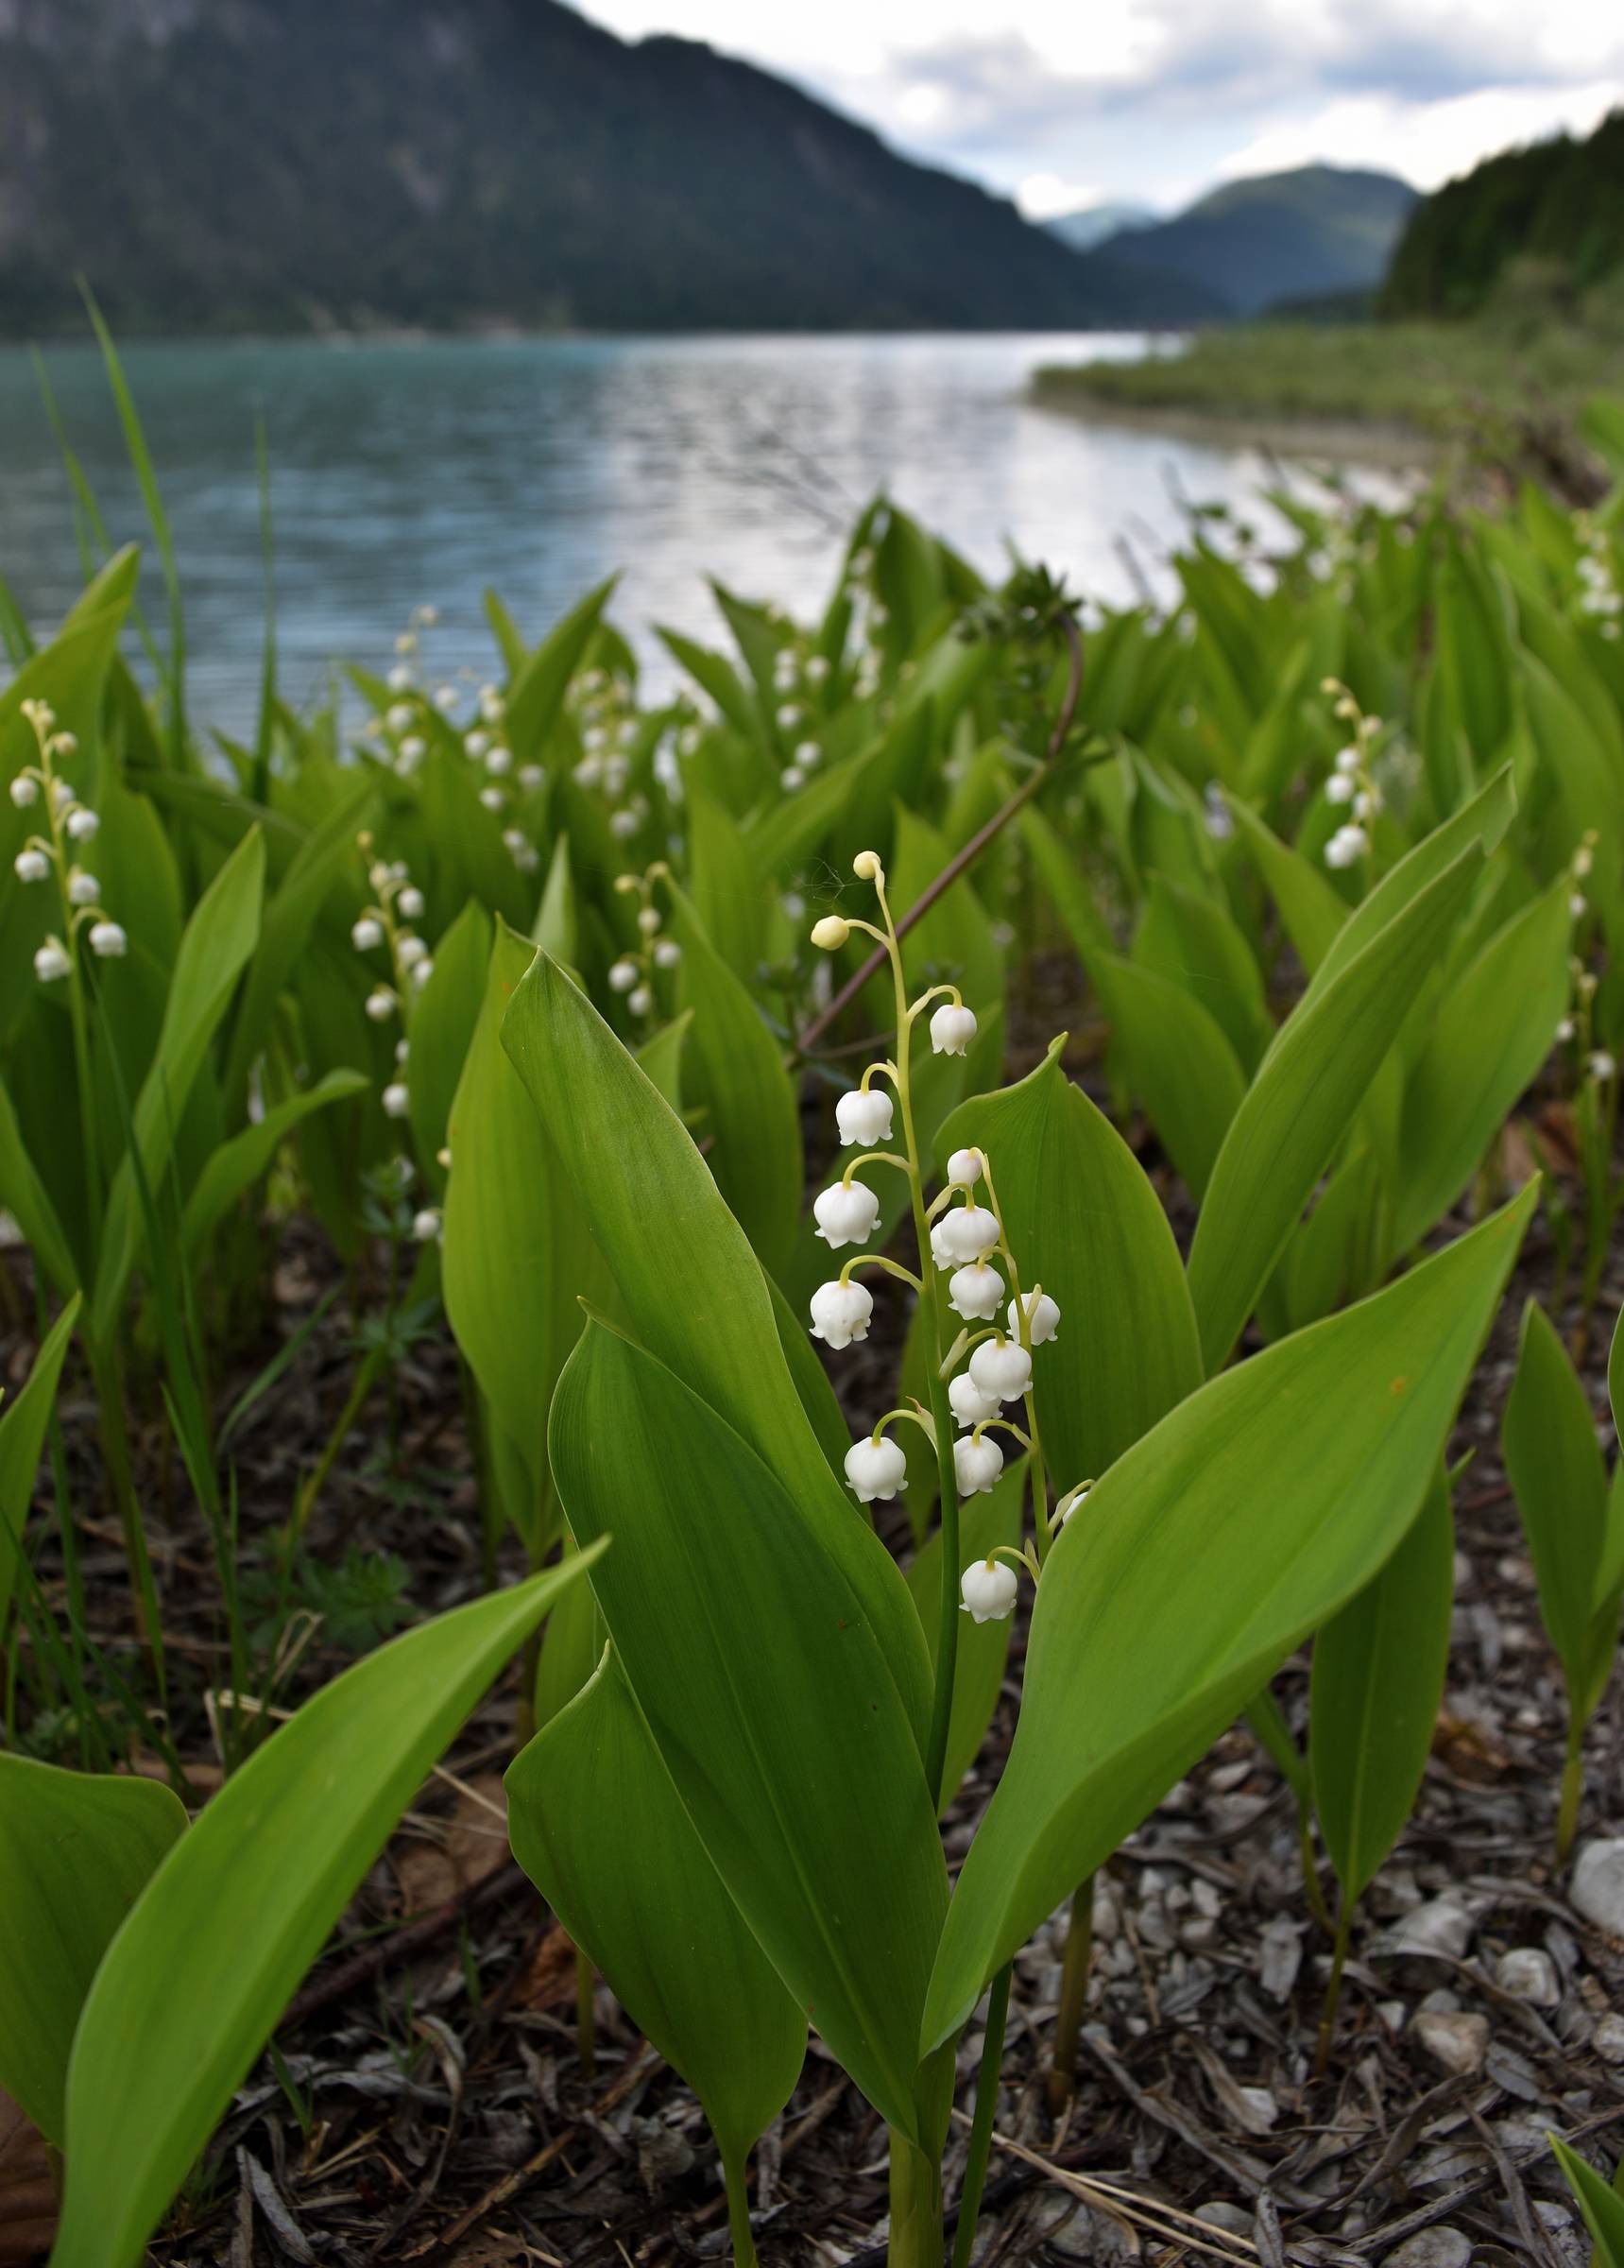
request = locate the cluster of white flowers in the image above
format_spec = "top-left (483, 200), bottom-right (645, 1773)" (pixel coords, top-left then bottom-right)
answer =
top-left (606, 864), bottom-right (682, 1021)
top-left (772, 639), bottom-right (834, 793)
top-left (570, 665), bottom-right (658, 846)
top-left (1320, 679), bottom-right (1385, 871)
top-left (10, 699), bottom-right (126, 980)
top-left (351, 834), bottom-right (435, 1119)
top-left (1576, 524), bottom-right (1622, 638)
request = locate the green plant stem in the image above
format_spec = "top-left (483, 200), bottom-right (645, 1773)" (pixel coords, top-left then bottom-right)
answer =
top-left (1313, 1900), bottom-right (1355, 2078)
top-left (721, 2147), bottom-right (760, 2268)
top-left (952, 1963), bottom-right (1011, 2266)
top-left (289, 1345), bottom-right (385, 1543)
top-left (89, 1340), bottom-right (165, 1693)
top-left (1299, 1809), bottom-right (1334, 1933)
top-left (888, 2134), bottom-right (946, 2268)
top-left (1045, 1879), bottom-right (1095, 2112)
top-left (1557, 1713), bottom-right (1585, 1864)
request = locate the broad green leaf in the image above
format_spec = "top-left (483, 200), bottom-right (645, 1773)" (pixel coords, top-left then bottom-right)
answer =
top-left (667, 881), bottom-right (801, 1280)
top-left (91, 826), bottom-right (266, 1347)
top-left (444, 924), bottom-right (605, 1530)
top-left (1311, 1464), bottom-right (1453, 1904)
top-left (0, 1075), bottom-right (79, 1297)
top-left (507, 1645), bottom-right (805, 2167)
top-left (905, 1462), bottom-right (1024, 1813)
top-left (939, 1042), bottom-right (1202, 1489)
top-left (924, 1185), bottom-right (1534, 2048)
top-left (1551, 2137), bottom-right (1624, 2268)
top-left (1096, 953), bottom-right (1246, 1202)
top-left (1612, 1304), bottom-right (1624, 1440)
top-left (1303, 767), bottom-right (1514, 1006)
top-left (1502, 1299), bottom-right (1614, 1715)
top-left (687, 791), bottom-right (771, 980)
top-left (1188, 845), bottom-right (1482, 1373)
top-left (0, 1755), bottom-right (187, 2147)
top-left (1133, 875), bottom-right (1272, 1072)
top-left (504, 577), bottom-right (617, 767)
top-left (0, 1297), bottom-right (82, 1639)
top-left (180, 1073), bottom-right (368, 1260)
top-left (54, 1552), bottom-right (600, 2268)
top-left (532, 832), bottom-right (577, 962)
top-left (1391, 877), bottom-right (1570, 1252)
top-left (550, 1318), bottom-right (946, 2141)
top-left (1224, 796), bottom-right (1346, 976)
top-left (502, 952), bottom-right (932, 1750)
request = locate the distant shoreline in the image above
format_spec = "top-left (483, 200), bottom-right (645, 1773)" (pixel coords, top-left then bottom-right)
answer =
top-left (1031, 388), bottom-right (1438, 469)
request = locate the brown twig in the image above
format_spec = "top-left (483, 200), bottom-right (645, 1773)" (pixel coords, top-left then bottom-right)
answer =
top-left (278, 1861), bottom-right (527, 2032)
top-left (795, 611), bottom-right (1086, 1060)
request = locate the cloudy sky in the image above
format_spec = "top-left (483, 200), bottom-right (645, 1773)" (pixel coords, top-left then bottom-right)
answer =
top-left (574, 0), bottom-right (1623, 216)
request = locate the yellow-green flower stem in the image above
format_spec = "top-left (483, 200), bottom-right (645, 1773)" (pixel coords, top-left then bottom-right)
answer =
top-left (611, 861), bottom-right (679, 1015)
top-left (979, 1157), bottom-right (1051, 1562)
top-left (871, 1405), bottom-right (939, 1447)
top-left (841, 1149), bottom-right (914, 1185)
top-left (29, 730), bottom-right (105, 1228)
top-left (984, 1540), bottom-right (1042, 1582)
top-left (971, 1418), bottom-right (1034, 1455)
top-left (870, 867), bottom-right (964, 1814)
top-left (839, 1252), bottom-right (924, 1297)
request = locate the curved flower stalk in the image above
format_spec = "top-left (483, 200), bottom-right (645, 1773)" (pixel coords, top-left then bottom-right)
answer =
top-left (606, 864), bottom-right (683, 1023)
top-left (1319, 678), bottom-right (1386, 873)
top-left (1548, 870), bottom-right (1620, 1326)
top-left (351, 829), bottom-right (436, 1118)
top-left (807, 850), bottom-right (1064, 1813)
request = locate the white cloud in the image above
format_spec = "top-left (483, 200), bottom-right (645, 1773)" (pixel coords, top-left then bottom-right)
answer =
top-left (1016, 172), bottom-right (1108, 220)
top-left (1215, 78), bottom-right (1624, 189)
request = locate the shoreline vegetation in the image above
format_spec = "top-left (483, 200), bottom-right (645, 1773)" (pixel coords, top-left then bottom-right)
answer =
top-left (1032, 315), bottom-right (1624, 465)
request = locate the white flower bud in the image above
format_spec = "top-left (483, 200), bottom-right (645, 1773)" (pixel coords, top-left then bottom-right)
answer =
top-left (1556, 1017), bottom-right (1575, 1042)
top-left (813, 1177), bottom-right (881, 1249)
top-left (13, 849), bottom-right (49, 883)
top-left (779, 765), bottom-right (805, 792)
top-left (1571, 892), bottom-right (1588, 919)
top-left (608, 956), bottom-right (641, 993)
top-left (811, 915), bottom-right (849, 951)
top-left (948, 1262), bottom-right (1004, 1320)
top-left (968, 1337), bottom-right (1034, 1404)
top-left (519, 764), bottom-right (544, 791)
top-left (480, 689), bottom-right (504, 723)
top-left (776, 704), bottom-right (801, 730)
top-left (1325, 771), bottom-right (1355, 805)
top-left (465, 729), bottom-right (490, 759)
top-left (67, 870), bottom-right (99, 905)
top-left (397, 935), bottom-right (428, 971)
top-left (1574, 844), bottom-right (1594, 878)
top-left (1058, 1482), bottom-right (1092, 1527)
top-left (1324, 824), bottom-right (1369, 870)
top-left (412, 1207), bottom-right (442, 1242)
top-left (365, 987), bottom-right (396, 1022)
top-left (638, 906), bottom-right (661, 936)
top-left (959, 1555), bottom-right (1018, 1621)
top-left (1590, 1051), bottom-right (1615, 1082)
top-left (835, 1087), bottom-right (893, 1147)
top-left (610, 808), bottom-right (641, 839)
top-left (485, 745), bottom-right (513, 777)
top-left (852, 850), bottom-right (883, 882)
top-left (395, 1038), bottom-right (410, 1063)
top-left (935, 1205), bottom-right (1000, 1265)
top-left (386, 703), bottom-right (415, 731)
top-left (479, 785), bottom-right (505, 813)
top-left (949, 1371), bottom-right (1000, 1430)
top-left (1334, 744), bottom-right (1360, 775)
top-left (387, 662), bottom-right (413, 691)
top-left (9, 776), bottom-right (38, 808)
top-left (411, 957), bottom-right (434, 988)
top-left (382, 1081), bottom-right (410, 1119)
top-left (33, 939), bottom-right (70, 982)
top-left (809, 1278), bottom-right (874, 1349)
top-left (88, 919), bottom-right (127, 958)
top-left (574, 754), bottom-right (604, 789)
top-left (844, 1435), bottom-right (908, 1503)
top-left (628, 985), bottom-right (654, 1017)
top-left (807, 655), bottom-right (829, 682)
top-left (434, 685), bottom-right (458, 713)
top-left (653, 938), bottom-right (681, 969)
top-left (930, 1003), bottom-right (978, 1057)
top-left (352, 916), bottom-right (384, 951)
top-left (398, 885), bottom-right (425, 919)
top-left (1007, 1288), bottom-right (1061, 1346)
top-left (954, 1435), bottom-right (1004, 1498)
top-left (946, 1146), bottom-right (983, 1189)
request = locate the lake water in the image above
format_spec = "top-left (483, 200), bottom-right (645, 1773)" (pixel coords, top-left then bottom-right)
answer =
top-left (0, 333), bottom-right (1398, 732)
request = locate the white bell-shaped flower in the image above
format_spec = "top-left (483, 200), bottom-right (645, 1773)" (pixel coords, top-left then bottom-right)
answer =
top-left (628, 984), bottom-right (653, 1017)
top-left (9, 776), bottom-right (38, 809)
top-left (1325, 824), bottom-right (1369, 871)
top-left (1591, 1051), bottom-right (1616, 1082)
top-left (1325, 771), bottom-right (1355, 805)
top-left (398, 885), bottom-right (425, 920)
top-left (946, 1146), bottom-right (983, 1189)
top-left (352, 916), bottom-right (384, 952)
top-left (67, 871), bottom-right (99, 905)
top-left (1334, 744), bottom-right (1360, 776)
top-left (607, 956), bottom-right (640, 993)
top-left (366, 987), bottom-right (397, 1022)
top-left (959, 1555), bottom-right (1018, 1623)
top-left (935, 1205), bottom-right (1000, 1265)
top-left (968, 1336), bottom-right (1034, 1405)
top-left (88, 920), bottom-right (127, 958)
top-left (396, 934), bottom-right (428, 971)
top-left (835, 1086), bottom-right (893, 1148)
top-left (930, 1003), bottom-right (978, 1057)
top-left (653, 938), bottom-right (682, 969)
top-left (382, 1081), bottom-right (411, 1120)
top-left (13, 849), bottom-right (48, 884)
top-left (33, 939), bottom-right (70, 982)
top-left (813, 1177), bottom-right (880, 1249)
top-left (1058, 1482), bottom-right (1093, 1527)
top-left (949, 1371), bottom-right (1000, 1431)
top-left (412, 1208), bottom-right (443, 1243)
top-left (844, 1435), bottom-right (908, 1503)
top-left (954, 1433), bottom-right (1004, 1496)
top-left (809, 1278), bottom-right (874, 1349)
top-left (411, 957), bottom-right (434, 988)
top-left (1007, 1288), bottom-right (1061, 1345)
top-left (948, 1262), bottom-right (1004, 1321)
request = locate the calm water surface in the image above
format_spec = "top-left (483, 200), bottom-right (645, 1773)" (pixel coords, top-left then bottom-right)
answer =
top-left (0, 334), bottom-right (1396, 730)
